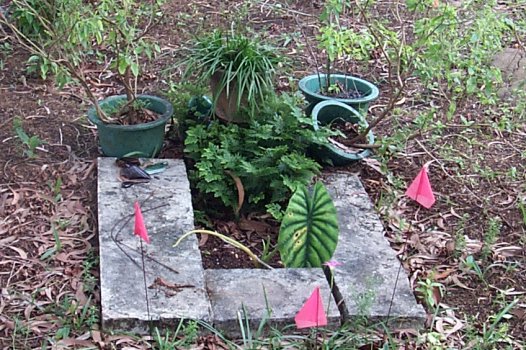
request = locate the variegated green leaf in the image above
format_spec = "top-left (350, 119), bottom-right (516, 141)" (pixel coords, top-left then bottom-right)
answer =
top-left (278, 182), bottom-right (339, 267)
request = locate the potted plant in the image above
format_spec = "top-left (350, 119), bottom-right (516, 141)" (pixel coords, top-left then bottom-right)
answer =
top-left (310, 100), bottom-right (375, 165)
top-left (298, 0), bottom-right (379, 116)
top-left (180, 29), bottom-right (282, 123)
top-left (1, 0), bottom-right (173, 157)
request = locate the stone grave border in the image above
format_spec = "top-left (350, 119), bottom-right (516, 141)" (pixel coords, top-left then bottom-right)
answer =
top-left (97, 158), bottom-right (425, 335)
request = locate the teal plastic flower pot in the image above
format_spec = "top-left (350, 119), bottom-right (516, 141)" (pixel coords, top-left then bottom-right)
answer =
top-left (188, 95), bottom-right (213, 121)
top-left (87, 95), bottom-right (173, 158)
top-left (299, 74), bottom-right (379, 116)
top-left (311, 100), bottom-right (375, 165)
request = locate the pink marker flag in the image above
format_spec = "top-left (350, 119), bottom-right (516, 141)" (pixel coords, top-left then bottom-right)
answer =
top-left (295, 287), bottom-right (327, 329)
top-left (134, 201), bottom-right (150, 243)
top-left (406, 165), bottom-right (435, 209)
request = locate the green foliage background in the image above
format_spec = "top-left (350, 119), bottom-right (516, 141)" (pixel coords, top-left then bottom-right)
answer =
top-left (184, 93), bottom-right (331, 215)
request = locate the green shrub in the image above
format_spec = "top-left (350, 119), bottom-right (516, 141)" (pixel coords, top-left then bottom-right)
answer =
top-left (412, 0), bottom-right (510, 103)
top-left (184, 92), bottom-right (331, 215)
top-left (10, 0), bottom-right (58, 40)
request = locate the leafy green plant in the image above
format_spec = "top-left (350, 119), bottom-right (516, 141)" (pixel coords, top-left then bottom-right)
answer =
top-left (1, 0), bottom-right (163, 123)
top-left (180, 29), bottom-right (282, 119)
top-left (12, 116), bottom-right (44, 158)
top-left (278, 182), bottom-right (339, 268)
top-left (185, 92), bottom-right (331, 214)
top-left (317, 0), bottom-right (376, 93)
top-left (411, 0), bottom-right (510, 103)
top-left (416, 277), bottom-right (445, 311)
top-left (9, 0), bottom-right (57, 40)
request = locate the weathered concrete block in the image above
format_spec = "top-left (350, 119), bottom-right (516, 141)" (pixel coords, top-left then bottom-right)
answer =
top-left (97, 157), bottom-right (424, 334)
top-left (205, 268), bottom-right (340, 336)
top-left (324, 173), bottom-right (426, 328)
top-left (97, 158), bottom-right (211, 333)
top-left (492, 48), bottom-right (526, 98)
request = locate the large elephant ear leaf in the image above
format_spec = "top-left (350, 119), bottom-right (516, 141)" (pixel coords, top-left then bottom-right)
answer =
top-left (278, 182), bottom-right (339, 267)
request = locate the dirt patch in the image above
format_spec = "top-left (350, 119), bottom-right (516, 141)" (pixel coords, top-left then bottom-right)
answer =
top-left (199, 215), bottom-right (283, 269)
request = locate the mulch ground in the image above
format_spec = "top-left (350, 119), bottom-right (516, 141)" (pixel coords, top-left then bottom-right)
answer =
top-left (0, 0), bottom-right (525, 348)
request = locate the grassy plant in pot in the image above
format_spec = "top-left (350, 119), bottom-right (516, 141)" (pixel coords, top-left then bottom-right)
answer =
top-left (298, 0), bottom-right (379, 116)
top-left (1, 0), bottom-right (173, 157)
top-left (310, 100), bottom-right (374, 165)
top-left (180, 29), bottom-right (282, 123)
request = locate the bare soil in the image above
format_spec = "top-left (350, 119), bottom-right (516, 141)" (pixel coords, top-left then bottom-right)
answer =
top-left (199, 215), bottom-right (283, 269)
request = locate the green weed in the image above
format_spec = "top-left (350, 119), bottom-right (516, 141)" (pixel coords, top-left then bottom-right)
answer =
top-left (482, 217), bottom-right (501, 260)
top-left (40, 225), bottom-right (62, 260)
top-left (416, 277), bottom-right (445, 311)
top-left (153, 320), bottom-right (198, 349)
top-left (11, 317), bottom-right (31, 349)
top-left (464, 298), bottom-right (519, 349)
top-left (12, 116), bottom-right (44, 158)
top-left (48, 177), bottom-right (63, 202)
top-left (462, 255), bottom-right (488, 287)
top-left (453, 214), bottom-right (468, 258)
top-left (82, 251), bottom-right (98, 293)
top-left (0, 41), bottom-right (12, 70)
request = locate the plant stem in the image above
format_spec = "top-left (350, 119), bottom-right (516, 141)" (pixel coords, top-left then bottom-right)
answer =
top-left (140, 239), bottom-right (153, 337)
top-left (174, 229), bottom-right (273, 269)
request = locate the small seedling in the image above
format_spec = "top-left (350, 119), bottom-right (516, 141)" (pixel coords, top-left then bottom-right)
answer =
top-left (40, 225), bottom-right (62, 260)
top-left (416, 277), bottom-right (444, 311)
top-left (153, 320), bottom-right (198, 349)
top-left (451, 213), bottom-right (469, 258)
top-left (12, 117), bottom-right (44, 158)
top-left (482, 217), bottom-right (501, 260)
top-left (462, 255), bottom-right (488, 287)
top-left (261, 236), bottom-right (278, 264)
top-left (327, 83), bottom-right (342, 94)
top-left (48, 177), bottom-right (63, 202)
top-left (480, 298), bottom-right (518, 348)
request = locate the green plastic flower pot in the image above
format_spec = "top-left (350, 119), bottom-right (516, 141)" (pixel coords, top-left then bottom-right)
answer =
top-left (87, 95), bottom-right (173, 158)
top-left (188, 95), bottom-right (213, 121)
top-left (311, 100), bottom-right (374, 165)
top-left (299, 74), bottom-right (379, 116)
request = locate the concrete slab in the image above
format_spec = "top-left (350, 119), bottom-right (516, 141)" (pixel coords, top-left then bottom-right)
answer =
top-left (324, 173), bottom-right (426, 328)
top-left (492, 48), bottom-right (526, 98)
top-left (97, 157), bottom-right (424, 333)
top-left (97, 158), bottom-right (211, 333)
top-left (205, 268), bottom-right (340, 336)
